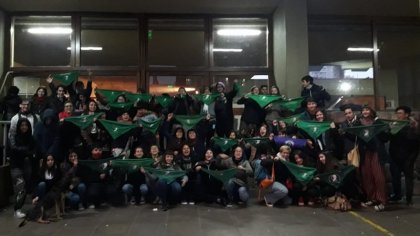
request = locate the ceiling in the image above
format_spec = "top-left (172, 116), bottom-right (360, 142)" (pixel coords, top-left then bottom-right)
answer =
top-left (0, 0), bottom-right (418, 16)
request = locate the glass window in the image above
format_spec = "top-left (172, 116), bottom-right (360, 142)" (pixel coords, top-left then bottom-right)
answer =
top-left (12, 16), bottom-right (72, 67)
top-left (376, 24), bottom-right (420, 110)
top-left (147, 19), bottom-right (205, 67)
top-left (148, 75), bottom-right (207, 96)
top-left (308, 22), bottom-right (375, 109)
top-left (81, 17), bottom-right (139, 66)
top-left (212, 18), bottom-right (268, 67)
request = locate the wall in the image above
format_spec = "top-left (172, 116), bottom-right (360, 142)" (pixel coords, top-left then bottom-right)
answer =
top-left (273, 0), bottom-right (309, 98)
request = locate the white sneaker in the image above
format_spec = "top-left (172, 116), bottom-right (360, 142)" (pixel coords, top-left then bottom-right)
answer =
top-left (14, 210), bottom-right (26, 219)
top-left (88, 204), bottom-right (95, 209)
top-left (188, 201), bottom-right (195, 205)
top-left (181, 201), bottom-right (188, 205)
top-left (78, 204), bottom-right (85, 211)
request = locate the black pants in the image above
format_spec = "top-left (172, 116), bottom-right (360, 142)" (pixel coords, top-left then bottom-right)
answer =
top-left (390, 152), bottom-right (418, 202)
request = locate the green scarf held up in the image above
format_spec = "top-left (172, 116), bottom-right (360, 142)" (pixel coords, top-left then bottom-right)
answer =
top-left (79, 157), bottom-right (119, 172)
top-left (277, 97), bottom-right (306, 112)
top-left (212, 137), bottom-right (238, 153)
top-left (174, 115), bottom-right (205, 131)
top-left (296, 120), bottom-right (331, 140)
top-left (64, 112), bottom-right (104, 130)
top-left (95, 89), bottom-right (126, 103)
top-left (248, 95), bottom-right (283, 108)
top-left (194, 93), bottom-right (219, 105)
top-left (279, 113), bottom-right (304, 125)
top-left (280, 160), bottom-right (317, 185)
top-left (201, 168), bottom-right (237, 184)
top-left (125, 93), bottom-right (152, 104)
top-left (343, 123), bottom-right (388, 143)
top-left (378, 119), bottom-right (409, 135)
top-left (318, 165), bottom-right (355, 189)
top-left (108, 102), bottom-right (134, 113)
top-left (111, 158), bottom-right (154, 174)
top-left (143, 167), bottom-right (186, 184)
top-left (242, 137), bottom-right (270, 147)
top-left (155, 96), bottom-right (174, 108)
top-left (137, 117), bottom-right (163, 134)
top-left (98, 119), bottom-right (138, 140)
top-left (52, 72), bottom-right (79, 86)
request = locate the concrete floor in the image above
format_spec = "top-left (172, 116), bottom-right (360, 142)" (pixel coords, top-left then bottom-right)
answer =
top-left (1, 197), bottom-right (420, 236)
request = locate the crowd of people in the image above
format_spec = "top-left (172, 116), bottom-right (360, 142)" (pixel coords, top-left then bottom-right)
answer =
top-left (0, 74), bottom-right (419, 222)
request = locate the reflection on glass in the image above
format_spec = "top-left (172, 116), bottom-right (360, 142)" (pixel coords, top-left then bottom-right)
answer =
top-left (213, 18), bottom-right (268, 67)
top-left (148, 75), bottom-right (207, 96)
top-left (12, 16), bottom-right (72, 67)
top-left (81, 17), bottom-right (139, 66)
top-left (148, 19), bottom-right (205, 67)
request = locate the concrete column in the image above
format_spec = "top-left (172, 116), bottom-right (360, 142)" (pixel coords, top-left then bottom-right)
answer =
top-left (273, 0), bottom-right (308, 98)
top-left (0, 10), bottom-right (4, 82)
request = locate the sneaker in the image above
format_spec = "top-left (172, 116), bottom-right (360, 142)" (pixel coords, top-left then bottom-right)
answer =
top-left (140, 197), bottom-right (146, 205)
top-left (78, 203), bottom-right (85, 211)
top-left (226, 202), bottom-right (233, 208)
top-left (264, 196), bottom-right (273, 208)
top-left (14, 210), bottom-right (26, 219)
top-left (130, 199), bottom-right (136, 205)
top-left (181, 201), bottom-right (188, 205)
top-left (88, 204), bottom-right (95, 209)
top-left (298, 197), bottom-right (305, 206)
top-left (361, 201), bottom-right (374, 207)
top-left (374, 204), bottom-right (385, 212)
top-left (188, 201), bottom-right (195, 205)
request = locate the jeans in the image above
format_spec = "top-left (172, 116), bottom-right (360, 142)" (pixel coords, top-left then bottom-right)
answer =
top-left (154, 180), bottom-right (181, 204)
top-left (66, 183), bottom-right (87, 208)
top-left (122, 183), bottom-right (148, 200)
top-left (225, 179), bottom-right (249, 203)
top-left (10, 168), bottom-right (26, 211)
top-left (264, 181), bottom-right (289, 204)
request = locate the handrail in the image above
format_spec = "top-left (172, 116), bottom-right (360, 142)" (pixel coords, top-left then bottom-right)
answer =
top-left (0, 121), bottom-right (10, 166)
top-left (0, 71), bottom-right (14, 97)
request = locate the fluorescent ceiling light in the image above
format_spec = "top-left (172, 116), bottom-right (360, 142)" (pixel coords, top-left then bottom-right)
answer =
top-left (217, 29), bottom-right (261, 36)
top-left (28, 27), bottom-right (72, 34)
top-left (338, 82), bottom-right (352, 92)
top-left (250, 75), bottom-right (269, 80)
top-left (213, 48), bottom-right (243, 52)
top-left (67, 47), bottom-right (103, 51)
top-left (347, 47), bottom-right (379, 52)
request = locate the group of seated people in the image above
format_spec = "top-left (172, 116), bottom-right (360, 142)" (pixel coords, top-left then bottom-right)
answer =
top-left (5, 74), bottom-right (420, 221)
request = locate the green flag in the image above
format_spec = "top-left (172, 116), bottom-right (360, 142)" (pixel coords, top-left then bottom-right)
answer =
top-left (248, 95), bottom-right (283, 108)
top-left (243, 137), bottom-right (270, 147)
top-left (79, 157), bottom-right (118, 172)
top-left (280, 160), bottom-right (317, 185)
top-left (174, 115), bottom-right (205, 131)
top-left (137, 117), bottom-right (163, 134)
top-left (378, 119), bottom-right (409, 135)
top-left (108, 102), bottom-right (134, 113)
top-left (278, 97), bottom-right (305, 112)
top-left (126, 93), bottom-right (152, 104)
top-left (279, 113), bottom-right (304, 125)
top-left (98, 119), bottom-right (138, 140)
top-left (96, 89), bottom-right (126, 103)
top-left (64, 112), bottom-right (104, 130)
top-left (318, 165), bottom-right (355, 189)
top-left (111, 158), bottom-right (154, 174)
top-left (201, 168), bottom-right (237, 184)
top-left (194, 93), bottom-right (219, 105)
top-left (212, 137), bottom-right (238, 152)
top-left (52, 72), bottom-right (79, 86)
top-left (143, 167), bottom-right (186, 184)
top-left (296, 120), bottom-right (331, 140)
top-left (343, 124), bottom-right (388, 143)
top-left (155, 96), bottom-right (174, 108)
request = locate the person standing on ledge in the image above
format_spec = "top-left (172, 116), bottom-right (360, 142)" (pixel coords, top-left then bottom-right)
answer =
top-left (300, 75), bottom-right (330, 108)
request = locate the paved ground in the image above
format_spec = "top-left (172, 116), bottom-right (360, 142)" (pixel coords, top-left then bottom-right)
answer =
top-left (0, 196), bottom-right (419, 236)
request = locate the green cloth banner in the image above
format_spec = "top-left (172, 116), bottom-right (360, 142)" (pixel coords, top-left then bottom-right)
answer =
top-left (79, 157), bottom-right (118, 172)
top-left (108, 102), bottom-right (134, 113)
top-left (248, 95), bottom-right (283, 108)
top-left (143, 167), bottom-right (186, 184)
top-left (64, 112), bottom-right (104, 129)
top-left (155, 96), bottom-right (174, 108)
top-left (201, 168), bottom-right (237, 184)
top-left (126, 93), bottom-right (152, 104)
top-left (318, 165), bottom-right (355, 189)
top-left (174, 115), bottom-right (205, 131)
top-left (279, 113), bottom-right (304, 125)
top-left (212, 137), bottom-right (238, 152)
top-left (137, 117), bottom-right (163, 134)
top-left (111, 158), bottom-right (154, 174)
top-left (98, 119), bottom-right (138, 140)
top-left (96, 89), bottom-right (126, 103)
top-left (343, 123), bottom-right (388, 143)
top-left (278, 97), bottom-right (306, 112)
top-left (194, 93), bottom-right (219, 105)
top-left (52, 72), bottom-right (79, 86)
top-left (243, 137), bottom-right (270, 147)
top-left (378, 119), bottom-right (409, 135)
top-left (280, 160), bottom-right (317, 185)
top-left (296, 120), bottom-right (331, 140)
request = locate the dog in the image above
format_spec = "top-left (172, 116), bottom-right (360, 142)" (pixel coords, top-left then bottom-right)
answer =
top-left (19, 172), bottom-right (72, 227)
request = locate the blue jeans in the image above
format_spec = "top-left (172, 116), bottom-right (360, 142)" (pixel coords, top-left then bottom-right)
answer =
top-left (225, 179), bottom-right (249, 203)
top-left (36, 181), bottom-right (47, 199)
top-left (122, 183), bottom-right (148, 199)
top-left (66, 183), bottom-right (87, 208)
top-left (264, 181), bottom-right (290, 204)
top-left (154, 180), bottom-right (181, 204)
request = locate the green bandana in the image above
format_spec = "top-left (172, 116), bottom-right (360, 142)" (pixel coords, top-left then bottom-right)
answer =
top-left (79, 157), bottom-right (118, 172)
top-left (155, 96), bottom-right (174, 108)
top-left (126, 93), bottom-right (152, 104)
top-left (174, 115), bottom-right (205, 131)
top-left (212, 137), bottom-right (238, 152)
top-left (201, 168), bottom-right (237, 184)
top-left (137, 117), bottom-right (163, 134)
top-left (378, 119), bottom-right (409, 135)
top-left (243, 137), bottom-right (270, 147)
top-left (281, 160), bottom-right (317, 185)
top-left (318, 165), bottom-right (355, 189)
top-left (98, 119), bottom-right (138, 140)
top-left (111, 158), bottom-right (154, 174)
top-left (64, 112), bottom-right (104, 130)
top-left (143, 167), bottom-right (186, 184)
top-left (95, 89), bottom-right (126, 103)
top-left (248, 95), bottom-right (283, 108)
top-left (52, 72), bottom-right (79, 86)
top-left (279, 113), bottom-right (304, 125)
top-left (296, 120), bottom-right (331, 140)
top-left (194, 93), bottom-right (219, 105)
top-left (278, 97), bottom-right (306, 112)
top-left (343, 123), bottom-right (388, 143)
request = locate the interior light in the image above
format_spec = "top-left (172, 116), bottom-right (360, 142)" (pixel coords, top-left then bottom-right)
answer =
top-left (213, 48), bottom-right (243, 52)
top-left (67, 47), bottom-right (103, 51)
top-left (217, 29), bottom-right (261, 36)
top-left (347, 47), bottom-right (379, 52)
top-left (339, 82), bottom-right (352, 92)
top-left (250, 75), bottom-right (269, 80)
top-left (28, 27), bottom-right (72, 34)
